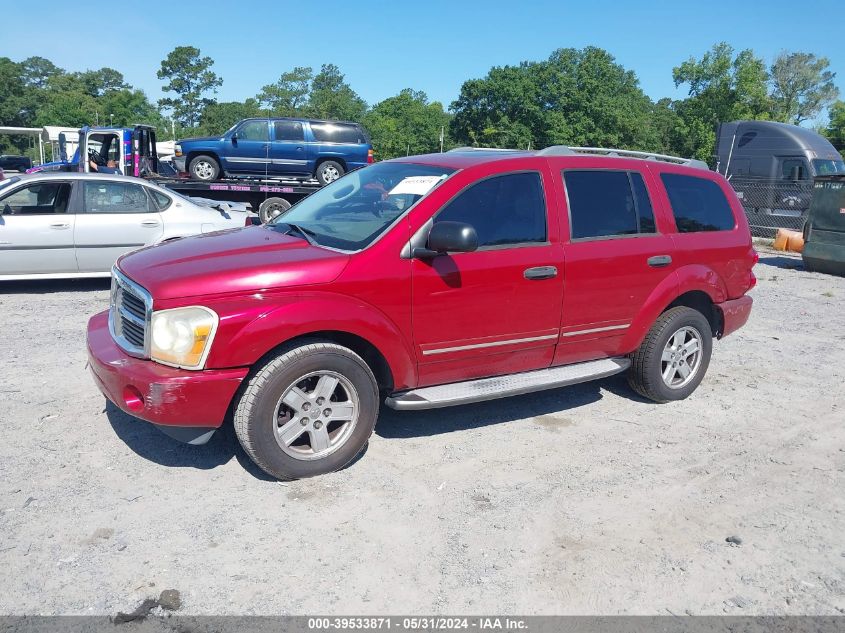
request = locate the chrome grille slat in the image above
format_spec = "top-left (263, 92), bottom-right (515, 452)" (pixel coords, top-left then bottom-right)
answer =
top-left (108, 267), bottom-right (152, 358)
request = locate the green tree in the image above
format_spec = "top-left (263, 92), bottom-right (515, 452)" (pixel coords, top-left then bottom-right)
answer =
top-left (450, 47), bottom-right (657, 151)
top-left (197, 99), bottom-right (264, 136)
top-left (19, 56), bottom-right (62, 89)
top-left (157, 46), bottom-right (222, 127)
top-left (307, 64), bottom-right (366, 121)
top-left (75, 68), bottom-right (129, 98)
top-left (769, 52), bottom-right (839, 124)
top-left (827, 101), bottom-right (845, 151)
top-left (258, 66), bottom-right (312, 116)
top-left (364, 89), bottom-right (451, 159)
top-left (98, 89), bottom-right (161, 127)
top-left (672, 43), bottom-right (770, 160)
top-left (32, 90), bottom-right (100, 128)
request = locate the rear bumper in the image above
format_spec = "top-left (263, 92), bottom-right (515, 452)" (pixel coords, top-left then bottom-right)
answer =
top-left (87, 311), bottom-right (248, 436)
top-left (716, 295), bottom-right (753, 338)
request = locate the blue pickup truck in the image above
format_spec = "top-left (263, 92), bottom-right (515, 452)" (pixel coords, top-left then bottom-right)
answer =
top-left (174, 117), bottom-right (373, 185)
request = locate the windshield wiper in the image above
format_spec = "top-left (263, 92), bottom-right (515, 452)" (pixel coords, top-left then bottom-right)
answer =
top-left (278, 222), bottom-right (318, 246)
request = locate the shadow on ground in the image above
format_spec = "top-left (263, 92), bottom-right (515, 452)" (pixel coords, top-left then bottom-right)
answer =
top-left (106, 373), bottom-right (639, 477)
top-left (0, 278), bottom-right (111, 295)
top-left (758, 254), bottom-right (804, 270)
top-left (105, 401), bottom-right (275, 481)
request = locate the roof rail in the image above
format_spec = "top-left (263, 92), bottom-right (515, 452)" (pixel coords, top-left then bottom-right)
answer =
top-left (446, 146), bottom-right (521, 153)
top-left (536, 145), bottom-right (709, 170)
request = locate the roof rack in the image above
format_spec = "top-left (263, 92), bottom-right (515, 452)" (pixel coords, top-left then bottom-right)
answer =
top-left (447, 147), bottom-right (521, 153)
top-left (537, 145), bottom-right (709, 170)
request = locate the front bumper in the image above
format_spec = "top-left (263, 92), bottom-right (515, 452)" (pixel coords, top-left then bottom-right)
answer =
top-left (87, 311), bottom-right (248, 442)
top-left (716, 295), bottom-right (753, 338)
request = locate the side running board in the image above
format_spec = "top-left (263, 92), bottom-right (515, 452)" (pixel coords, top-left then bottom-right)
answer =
top-left (385, 357), bottom-right (630, 411)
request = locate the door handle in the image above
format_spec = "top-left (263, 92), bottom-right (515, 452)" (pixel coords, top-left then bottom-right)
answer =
top-left (647, 255), bottom-right (672, 268)
top-left (49, 222), bottom-right (70, 230)
top-left (524, 266), bottom-right (558, 280)
top-left (141, 221), bottom-right (161, 228)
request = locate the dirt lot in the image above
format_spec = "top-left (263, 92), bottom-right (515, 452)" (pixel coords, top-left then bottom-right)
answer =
top-left (0, 248), bottom-right (843, 616)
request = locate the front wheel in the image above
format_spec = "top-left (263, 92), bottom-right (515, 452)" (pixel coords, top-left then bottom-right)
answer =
top-left (189, 155), bottom-right (220, 181)
top-left (234, 340), bottom-right (379, 480)
top-left (315, 160), bottom-right (345, 185)
top-left (628, 306), bottom-right (713, 403)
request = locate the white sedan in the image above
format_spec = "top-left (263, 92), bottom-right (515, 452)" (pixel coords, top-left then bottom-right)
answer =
top-left (0, 172), bottom-right (255, 280)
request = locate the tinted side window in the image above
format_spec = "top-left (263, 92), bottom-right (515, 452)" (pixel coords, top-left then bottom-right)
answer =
top-left (565, 171), bottom-right (639, 239)
top-left (84, 181), bottom-right (154, 214)
top-left (0, 182), bottom-right (71, 214)
top-left (237, 120), bottom-right (270, 142)
top-left (436, 172), bottom-right (546, 247)
top-left (274, 120), bottom-right (305, 142)
top-left (310, 123), bottom-right (366, 144)
top-left (661, 174), bottom-right (735, 232)
top-left (630, 173), bottom-right (656, 233)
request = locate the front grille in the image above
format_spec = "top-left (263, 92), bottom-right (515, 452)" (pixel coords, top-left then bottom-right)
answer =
top-left (109, 268), bottom-right (152, 357)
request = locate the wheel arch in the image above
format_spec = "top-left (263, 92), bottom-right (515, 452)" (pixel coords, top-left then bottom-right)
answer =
top-left (206, 294), bottom-right (416, 392)
top-left (186, 150), bottom-right (221, 169)
top-left (620, 265), bottom-right (728, 352)
top-left (315, 156), bottom-right (347, 172)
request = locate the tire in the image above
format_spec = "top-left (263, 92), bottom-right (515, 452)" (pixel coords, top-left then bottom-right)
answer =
top-left (189, 154), bottom-right (220, 181)
top-left (234, 340), bottom-right (379, 480)
top-left (315, 160), bottom-right (345, 185)
top-left (628, 306), bottom-right (713, 403)
top-left (258, 197), bottom-right (292, 224)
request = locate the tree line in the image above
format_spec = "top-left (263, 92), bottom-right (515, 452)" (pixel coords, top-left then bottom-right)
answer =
top-left (1, 43), bottom-right (842, 164)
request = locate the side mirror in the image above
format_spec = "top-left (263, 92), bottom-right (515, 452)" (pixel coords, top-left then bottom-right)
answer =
top-left (414, 221), bottom-right (478, 258)
top-left (231, 133), bottom-right (238, 145)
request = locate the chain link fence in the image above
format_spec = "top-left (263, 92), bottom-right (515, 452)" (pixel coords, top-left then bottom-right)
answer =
top-left (727, 177), bottom-right (814, 238)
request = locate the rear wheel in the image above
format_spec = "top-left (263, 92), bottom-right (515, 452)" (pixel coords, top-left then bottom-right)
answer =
top-left (315, 160), bottom-right (344, 185)
top-left (189, 155), bottom-right (220, 181)
top-left (628, 306), bottom-right (713, 403)
top-left (258, 197), bottom-right (292, 223)
top-left (234, 340), bottom-right (379, 480)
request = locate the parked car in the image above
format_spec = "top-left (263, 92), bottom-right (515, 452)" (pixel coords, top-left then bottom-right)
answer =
top-left (0, 155), bottom-right (33, 172)
top-left (87, 146), bottom-right (756, 480)
top-left (0, 172), bottom-right (254, 280)
top-left (173, 118), bottom-right (373, 185)
top-left (802, 175), bottom-right (845, 275)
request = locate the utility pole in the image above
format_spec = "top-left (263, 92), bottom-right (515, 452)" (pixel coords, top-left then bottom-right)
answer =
top-left (440, 126), bottom-right (444, 153)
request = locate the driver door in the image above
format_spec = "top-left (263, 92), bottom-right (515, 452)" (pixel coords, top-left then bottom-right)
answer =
top-left (0, 180), bottom-right (77, 276)
top-left (225, 120), bottom-right (271, 175)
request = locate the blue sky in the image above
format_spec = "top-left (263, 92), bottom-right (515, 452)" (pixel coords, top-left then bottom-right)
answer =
top-left (2, 0), bottom-right (842, 117)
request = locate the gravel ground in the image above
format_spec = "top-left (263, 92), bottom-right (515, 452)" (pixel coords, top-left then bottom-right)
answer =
top-left (0, 248), bottom-right (843, 616)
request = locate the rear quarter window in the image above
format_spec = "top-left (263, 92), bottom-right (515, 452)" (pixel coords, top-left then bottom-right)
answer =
top-left (310, 123), bottom-right (367, 144)
top-left (661, 173), bottom-right (735, 233)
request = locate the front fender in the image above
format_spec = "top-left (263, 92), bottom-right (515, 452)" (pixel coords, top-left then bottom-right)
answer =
top-left (619, 264), bottom-right (727, 353)
top-left (205, 291), bottom-right (416, 390)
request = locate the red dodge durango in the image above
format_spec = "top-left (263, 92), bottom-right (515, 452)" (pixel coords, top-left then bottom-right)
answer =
top-left (88, 146), bottom-right (756, 480)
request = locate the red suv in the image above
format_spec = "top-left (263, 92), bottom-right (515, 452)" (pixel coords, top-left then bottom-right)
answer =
top-left (87, 147), bottom-right (756, 480)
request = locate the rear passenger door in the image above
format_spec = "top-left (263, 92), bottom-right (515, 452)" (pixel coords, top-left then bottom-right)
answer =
top-left (0, 180), bottom-right (77, 276)
top-left (555, 168), bottom-right (677, 365)
top-left (269, 120), bottom-right (308, 176)
top-left (73, 180), bottom-right (164, 273)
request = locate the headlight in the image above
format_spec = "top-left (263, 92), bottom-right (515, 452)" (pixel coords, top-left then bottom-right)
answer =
top-left (150, 306), bottom-right (218, 370)
top-left (174, 144), bottom-right (182, 157)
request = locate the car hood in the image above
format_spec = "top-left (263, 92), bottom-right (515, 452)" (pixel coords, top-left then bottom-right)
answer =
top-left (117, 225), bottom-right (350, 301)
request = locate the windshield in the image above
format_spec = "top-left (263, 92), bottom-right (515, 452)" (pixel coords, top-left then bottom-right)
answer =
top-left (271, 162), bottom-right (455, 250)
top-left (813, 159), bottom-right (845, 176)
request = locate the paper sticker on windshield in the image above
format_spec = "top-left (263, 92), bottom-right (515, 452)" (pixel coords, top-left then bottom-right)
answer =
top-left (388, 175), bottom-right (446, 196)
